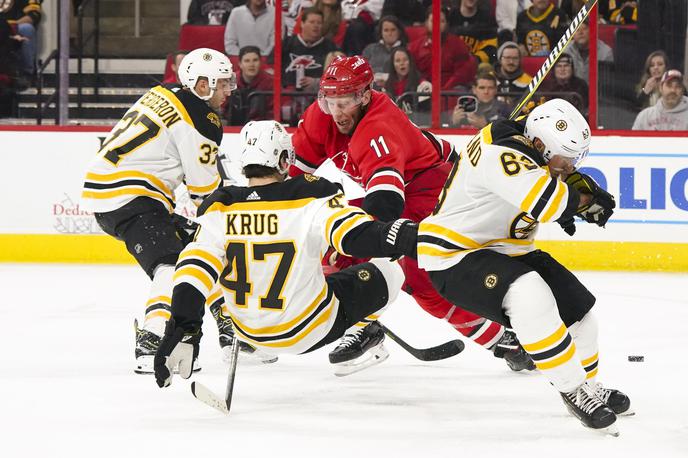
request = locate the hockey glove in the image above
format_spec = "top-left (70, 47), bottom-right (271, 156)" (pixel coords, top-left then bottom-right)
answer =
top-left (154, 317), bottom-right (202, 388)
top-left (565, 172), bottom-right (616, 227)
top-left (382, 219), bottom-right (419, 260)
top-left (558, 216), bottom-right (576, 236)
top-left (172, 214), bottom-right (200, 246)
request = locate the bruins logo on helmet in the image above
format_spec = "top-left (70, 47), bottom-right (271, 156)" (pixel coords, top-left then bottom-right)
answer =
top-left (357, 269), bottom-right (371, 281)
top-left (556, 120), bottom-right (568, 131)
top-left (203, 52), bottom-right (212, 61)
top-left (207, 112), bottom-right (221, 128)
top-left (484, 274), bottom-right (498, 289)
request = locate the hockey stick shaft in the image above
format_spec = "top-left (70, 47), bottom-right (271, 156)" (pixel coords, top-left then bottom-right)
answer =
top-left (508, 0), bottom-right (599, 120)
top-left (380, 323), bottom-right (465, 361)
top-left (223, 334), bottom-right (240, 411)
top-left (190, 334), bottom-right (240, 414)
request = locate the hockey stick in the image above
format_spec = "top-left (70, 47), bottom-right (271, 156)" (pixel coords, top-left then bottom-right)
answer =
top-left (190, 334), bottom-right (240, 414)
top-left (380, 323), bottom-right (465, 361)
top-left (508, 0), bottom-right (599, 120)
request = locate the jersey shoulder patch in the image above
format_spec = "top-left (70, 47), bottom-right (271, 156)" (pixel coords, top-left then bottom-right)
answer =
top-left (165, 84), bottom-right (223, 145)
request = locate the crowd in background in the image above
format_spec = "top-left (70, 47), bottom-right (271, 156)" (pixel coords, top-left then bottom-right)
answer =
top-left (1, 0), bottom-right (686, 130)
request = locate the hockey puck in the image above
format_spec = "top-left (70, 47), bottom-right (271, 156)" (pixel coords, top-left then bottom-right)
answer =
top-left (628, 355), bottom-right (644, 362)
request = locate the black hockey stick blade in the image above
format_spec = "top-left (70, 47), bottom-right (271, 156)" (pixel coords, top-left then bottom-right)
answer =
top-left (380, 324), bottom-right (465, 361)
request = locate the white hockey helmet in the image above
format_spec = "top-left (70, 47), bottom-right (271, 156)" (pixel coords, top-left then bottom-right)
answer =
top-left (524, 98), bottom-right (591, 167)
top-left (239, 121), bottom-right (295, 175)
top-left (177, 48), bottom-right (236, 101)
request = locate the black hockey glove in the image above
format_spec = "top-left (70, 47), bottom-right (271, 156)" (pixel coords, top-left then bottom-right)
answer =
top-left (558, 216), bottom-right (576, 236)
top-left (381, 219), bottom-right (419, 260)
top-left (565, 172), bottom-right (616, 227)
top-left (154, 317), bottom-right (202, 388)
top-left (172, 214), bottom-right (200, 246)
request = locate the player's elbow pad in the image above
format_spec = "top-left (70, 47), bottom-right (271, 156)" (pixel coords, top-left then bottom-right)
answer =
top-left (362, 191), bottom-right (404, 222)
top-left (170, 283), bottom-right (206, 332)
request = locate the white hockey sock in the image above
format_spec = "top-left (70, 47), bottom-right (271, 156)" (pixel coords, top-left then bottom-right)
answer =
top-left (504, 272), bottom-right (586, 393)
top-left (568, 312), bottom-right (600, 382)
top-left (143, 264), bottom-right (175, 336)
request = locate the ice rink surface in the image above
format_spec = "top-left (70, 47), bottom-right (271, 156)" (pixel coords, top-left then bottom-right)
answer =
top-left (1, 264), bottom-right (687, 458)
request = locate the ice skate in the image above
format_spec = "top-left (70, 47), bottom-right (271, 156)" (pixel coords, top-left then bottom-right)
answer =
top-left (592, 382), bottom-right (634, 416)
top-left (329, 321), bottom-right (389, 377)
top-left (134, 319), bottom-right (201, 374)
top-left (210, 303), bottom-right (278, 365)
top-left (561, 382), bottom-right (619, 436)
top-left (492, 329), bottom-right (536, 372)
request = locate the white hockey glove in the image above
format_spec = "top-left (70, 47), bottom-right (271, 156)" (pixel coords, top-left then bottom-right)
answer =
top-left (154, 318), bottom-right (201, 388)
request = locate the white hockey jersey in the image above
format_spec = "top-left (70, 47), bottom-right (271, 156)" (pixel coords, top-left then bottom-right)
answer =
top-left (417, 120), bottom-right (576, 272)
top-left (173, 175), bottom-right (376, 354)
top-left (81, 85), bottom-right (223, 213)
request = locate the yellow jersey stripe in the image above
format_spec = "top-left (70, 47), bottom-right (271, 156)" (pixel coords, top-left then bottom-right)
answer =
top-left (484, 238), bottom-right (534, 247)
top-left (151, 86), bottom-right (194, 126)
top-left (187, 175), bottom-right (221, 194)
top-left (205, 288), bottom-right (223, 305)
top-left (581, 352), bottom-right (599, 367)
top-left (204, 197), bottom-right (316, 214)
top-left (146, 295), bottom-right (171, 306)
top-left (182, 248), bottom-right (224, 273)
top-left (540, 181), bottom-right (567, 222)
top-left (419, 222), bottom-right (481, 249)
top-left (522, 323), bottom-right (567, 352)
top-left (85, 170), bottom-right (174, 198)
top-left (535, 343), bottom-right (577, 370)
top-left (226, 284), bottom-right (328, 335)
top-left (417, 245), bottom-right (466, 258)
top-left (325, 207), bottom-right (357, 240)
top-left (521, 175), bottom-right (550, 213)
top-left (174, 265), bottom-right (214, 291)
top-left (81, 188), bottom-right (173, 212)
top-left (232, 303), bottom-right (334, 348)
top-left (586, 367), bottom-right (599, 379)
top-left (481, 124), bottom-right (493, 145)
top-left (145, 310), bottom-right (171, 320)
top-left (332, 214), bottom-right (373, 253)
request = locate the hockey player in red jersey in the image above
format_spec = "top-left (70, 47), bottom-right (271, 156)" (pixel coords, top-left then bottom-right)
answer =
top-left (290, 55), bottom-right (534, 372)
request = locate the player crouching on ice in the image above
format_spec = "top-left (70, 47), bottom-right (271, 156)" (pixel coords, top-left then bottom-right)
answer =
top-left (371, 99), bottom-right (632, 435)
top-left (154, 120), bottom-right (417, 386)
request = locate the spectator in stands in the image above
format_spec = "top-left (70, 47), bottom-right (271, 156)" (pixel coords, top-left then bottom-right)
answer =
top-left (224, 45), bottom-right (274, 125)
top-left (0, 0), bottom-right (42, 84)
top-left (633, 69), bottom-right (688, 130)
top-left (381, 0), bottom-right (428, 27)
top-left (559, 0), bottom-right (586, 19)
top-left (285, 0), bottom-right (314, 36)
top-left (163, 50), bottom-right (189, 84)
top-left (408, 6), bottom-right (477, 90)
top-left (564, 20), bottom-right (613, 83)
top-left (383, 46), bottom-right (431, 113)
top-left (540, 53), bottom-right (588, 113)
top-left (224, 0), bottom-right (275, 59)
top-left (495, 0), bottom-right (530, 44)
top-left (282, 7), bottom-right (338, 92)
top-left (0, 19), bottom-right (17, 116)
top-left (187, 0), bottom-right (239, 25)
top-left (636, 50), bottom-right (669, 109)
top-left (516, 0), bottom-right (568, 56)
top-left (447, 0), bottom-right (498, 65)
top-left (340, 0), bottom-right (382, 55)
top-left (600, 0), bottom-right (637, 25)
top-left (637, 1), bottom-right (686, 74)
top-left (451, 70), bottom-right (510, 128)
top-left (293, 0), bottom-right (347, 47)
top-left (362, 15), bottom-right (408, 86)
top-left (494, 41), bottom-right (531, 105)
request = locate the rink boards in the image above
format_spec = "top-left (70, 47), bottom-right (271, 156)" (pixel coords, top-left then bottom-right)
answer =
top-left (1, 129), bottom-right (687, 271)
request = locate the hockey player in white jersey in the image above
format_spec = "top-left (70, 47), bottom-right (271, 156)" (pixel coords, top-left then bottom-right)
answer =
top-left (153, 120), bottom-right (413, 386)
top-left (81, 48), bottom-right (235, 373)
top-left (382, 99), bottom-right (632, 435)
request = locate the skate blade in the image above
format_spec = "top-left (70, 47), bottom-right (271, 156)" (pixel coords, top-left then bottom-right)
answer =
top-left (598, 423), bottom-right (620, 437)
top-left (134, 356), bottom-right (202, 374)
top-left (333, 344), bottom-right (389, 377)
top-left (618, 407), bottom-right (635, 417)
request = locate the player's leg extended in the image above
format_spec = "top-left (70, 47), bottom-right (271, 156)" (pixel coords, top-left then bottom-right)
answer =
top-left (315, 259), bottom-right (405, 376)
top-left (520, 250), bottom-right (632, 415)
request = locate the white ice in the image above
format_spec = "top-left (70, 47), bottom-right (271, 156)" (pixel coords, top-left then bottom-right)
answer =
top-left (1, 264), bottom-right (687, 457)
